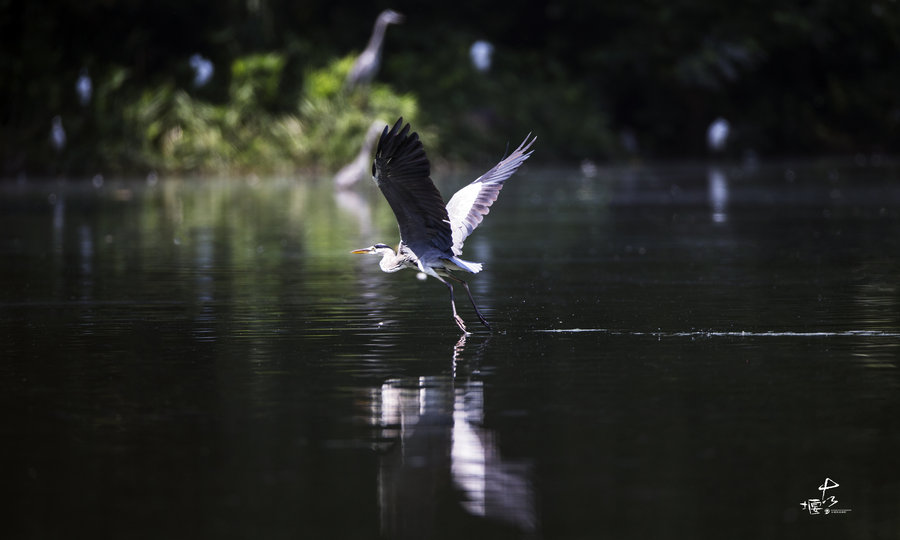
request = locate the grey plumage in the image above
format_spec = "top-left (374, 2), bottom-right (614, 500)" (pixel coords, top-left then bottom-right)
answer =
top-left (345, 10), bottom-right (404, 89)
top-left (372, 119), bottom-right (454, 259)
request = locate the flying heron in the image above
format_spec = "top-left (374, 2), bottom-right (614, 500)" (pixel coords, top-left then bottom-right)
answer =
top-left (345, 9), bottom-right (404, 90)
top-left (352, 118), bottom-right (536, 332)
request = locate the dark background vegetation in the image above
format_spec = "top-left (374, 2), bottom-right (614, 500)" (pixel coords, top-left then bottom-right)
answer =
top-left (2, 0), bottom-right (898, 176)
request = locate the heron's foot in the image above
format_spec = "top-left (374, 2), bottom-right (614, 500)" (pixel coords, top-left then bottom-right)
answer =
top-left (476, 313), bottom-right (492, 330)
top-left (454, 314), bottom-right (468, 333)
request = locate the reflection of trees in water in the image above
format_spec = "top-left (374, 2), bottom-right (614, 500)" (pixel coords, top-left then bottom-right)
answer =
top-left (367, 335), bottom-right (537, 538)
top-left (36, 177), bottom-right (398, 347)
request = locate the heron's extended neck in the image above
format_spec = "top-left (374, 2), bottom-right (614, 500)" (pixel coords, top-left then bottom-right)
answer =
top-left (366, 18), bottom-right (390, 54)
top-left (378, 248), bottom-right (406, 273)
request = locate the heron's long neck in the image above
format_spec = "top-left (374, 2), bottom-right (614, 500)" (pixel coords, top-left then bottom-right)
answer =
top-left (366, 19), bottom-right (388, 55)
top-left (379, 249), bottom-right (405, 273)
top-left (358, 128), bottom-right (380, 160)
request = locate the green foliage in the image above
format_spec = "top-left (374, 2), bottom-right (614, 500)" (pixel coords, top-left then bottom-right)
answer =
top-left (113, 53), bottom-right (419, 174)
top-left (4, 0), bottom-right (899, 176)
top-left (231, 53), bottom-right (286, 109)
top-left (303, 55), bottom-right (355, 100)
top-left (388, 34), bottom-right (615, 163)
top-left (299, 56), bottom-right (420, 170)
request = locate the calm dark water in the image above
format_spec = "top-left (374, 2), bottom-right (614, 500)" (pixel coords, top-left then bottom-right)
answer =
top-left (3, 162), bottom-right (900, 539)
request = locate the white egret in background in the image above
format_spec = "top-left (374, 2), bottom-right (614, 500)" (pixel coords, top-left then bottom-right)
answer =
top-left (50, 116), bottom-right (66, 152)
top-left (189, 53), bottom-right (214, 87)
top-left (707, 117), bottom-right (730, 153)
top-left (76, 68), bottom-right (92, 106)
top-left (345, 9), bottom-right (404, 89)
top-left (352, 118), bottom-right (536, 332)
top-left (469, 40), bottom-right (494, 73)
top-left (334, 120), bottom-right (387, 189)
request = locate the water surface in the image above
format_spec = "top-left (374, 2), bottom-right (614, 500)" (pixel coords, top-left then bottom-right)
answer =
top-left (3, 162), bottom-right (899, 539)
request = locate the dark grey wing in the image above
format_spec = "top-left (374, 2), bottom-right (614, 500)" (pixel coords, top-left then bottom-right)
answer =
top-left (445, 134), bottom-right (536, 255)
top-left (372, 118), bottom-right (453, 256)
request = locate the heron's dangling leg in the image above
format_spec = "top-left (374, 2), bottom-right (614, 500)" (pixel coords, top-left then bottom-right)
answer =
top-left (434, 274), bottom-right (467, 332)
top-left (446, 274), bottom-right (491, 330)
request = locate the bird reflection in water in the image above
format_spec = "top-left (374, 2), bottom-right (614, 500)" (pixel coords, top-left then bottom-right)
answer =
top-left (333, 120), bottom-right (391, 242)
top-left (367, 335), bottom-right (537, 538)
top-left (707, 166), bottom-right (729, 224)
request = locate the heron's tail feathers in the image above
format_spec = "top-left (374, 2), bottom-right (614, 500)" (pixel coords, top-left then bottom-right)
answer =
top-left (447, 257), bottom-right (482, 274)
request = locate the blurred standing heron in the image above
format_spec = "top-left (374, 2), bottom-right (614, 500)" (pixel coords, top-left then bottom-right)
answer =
top-left (345, 9), bottom-right (404, 90)
top-left (352, 118), bottom-right (536, 332)
top-left (333, 120), bottom-right (387, 189)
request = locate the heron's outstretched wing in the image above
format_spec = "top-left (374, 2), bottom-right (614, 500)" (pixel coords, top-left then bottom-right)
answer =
top-left (372, 118), bottom-right (453, 256)
top-left (445, 134), bottom-right (536, 255)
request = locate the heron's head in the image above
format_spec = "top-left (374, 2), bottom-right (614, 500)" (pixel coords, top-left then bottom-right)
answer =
top-left (378, 9), bottom-right (404, 25)
top-left (351, 243), bottom-right (395, 256)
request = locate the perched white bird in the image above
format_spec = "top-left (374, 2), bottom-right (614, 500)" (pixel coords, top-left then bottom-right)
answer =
top-left (469, 40), bottom-right (494, 73)
top-left (189, 53), bottom-right (214, 87)
top-left (707, 117), bottom-right (731, 153)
